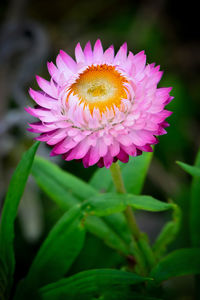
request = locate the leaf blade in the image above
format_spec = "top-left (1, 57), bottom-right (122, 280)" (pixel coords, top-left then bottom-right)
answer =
top-left (85, 193), bottom-right (173, 217)
top-left (152, 203), bottom-right (181, 259)
top-left (177, 161), bottom-right (200, 177)
top-left (31, 157), bottom-right (130, 254)
top-left (120, 151), bottom-right (153, 194)
top-left (190, 149), bottom-right (200, 247)
top-left (32, 156), bottom-right (97, 203)
top-left (151, 248), bottom-right (200, 283)
top-left (39, 269), bottom-right (151, 300)
top-left (0, 142), bottom-right (40, 297)
top-left (15, 206), bottom-right (85, 299)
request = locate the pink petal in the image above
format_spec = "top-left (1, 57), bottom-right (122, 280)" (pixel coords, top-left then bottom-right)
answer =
top-left (75, 43), bottom-right (85, 63)
top-left (93, 39), bottom-right (103, 62)
top-left (82, 149), bottom-right (91, 168)
top-left (47, 62), bottom-right (61, 83)
top-left (52, 138), bottom-right (78, 155)
top-left (129, 130), bottom-right (156, 146)
top-left (88, 145), bottom-right (100, 166)
top-left (47, 129), bottom-right (67, 145)
top-left (97, 157), bottom-right (104, 168)
top-left (65, 140), bottom-right (90, 160)
top-left (98, 141), bottom-right (108, 157)
top-left (56, 54), bottom-right (73, 76)
top-left (109, 141), bottom-right (120, 157)
top-left (29, 88), bottom-right (57, 109)
top-left (36, 75), bottom-right (57, 98)
top-left (117, 149), bottom-right (129, 163)
top-left (150, 110), bottom-right (172, 123)
top-left (133, 50), bottom-right (146, 73)
top-left (103, 45), bottom-right (114, 63)
top-left (114, 42), bottom-right (127, 64)
top-left (27, 122), bottom-right (55, 133)
top-left (60, 50), bottom-right (77, 72)
top-left (118, 134), bottom-right (132, 146)
top-left (121, 144), bottom-right (136, 156)
top-left (84, 41), bottom-right (93, 64)
top-left (103, 150), bottom-right (113, 168)
top-left (36, 130), bottom-right (57, 142)
top-left (137, 145), bottom-right (153, 152)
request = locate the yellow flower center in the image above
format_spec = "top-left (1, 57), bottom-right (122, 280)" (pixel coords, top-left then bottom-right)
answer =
top-left (67, 64), bottom-right (128, 113)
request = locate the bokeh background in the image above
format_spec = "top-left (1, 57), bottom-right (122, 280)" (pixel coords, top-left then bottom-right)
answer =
top-left (0, 0), bottom-right (199, 298)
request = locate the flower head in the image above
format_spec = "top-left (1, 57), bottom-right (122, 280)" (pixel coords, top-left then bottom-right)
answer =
top-left (26, 39), bottom-right (173, 168)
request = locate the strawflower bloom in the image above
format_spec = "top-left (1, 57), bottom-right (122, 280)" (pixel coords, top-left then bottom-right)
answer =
top-left (26, 39), bottom-right (173, 168)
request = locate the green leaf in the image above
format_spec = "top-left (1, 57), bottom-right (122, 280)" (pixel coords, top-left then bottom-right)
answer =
top-left (90, 152), bottom-right (153, 194)
top-left (32, 156), bottom-right (97, 204)
top-left (14, 206), bottom-right (85, 299)
top-left (0, 142), bottom-right (40, 298)
top-left (84, 193), bottom-right (179, 265)
top-left (152, 203), bottom-right (181, 259)
top-left (39, 269), bottom-right (151, 300)
top-left (85, 193), bottom-right (174, 217)
top-left (151, 248), bottom-right (200, 283)
top-left (103, 213), bottom-right (133, 246)
top-left (31, 156), bottom-right (130, 255)
top-left (85, 216), bottom-right (129, 255)
top-left (119, 151), bottom-right (153, 194)
top-left (190, 149), bottom-right (200, 247)
top-left (177, 161), bottom-right (200, 177)
top-left (89, 166), bottom-right (112, 192)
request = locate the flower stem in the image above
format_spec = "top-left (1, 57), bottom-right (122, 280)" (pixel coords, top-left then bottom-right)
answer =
top-left (109, 161), bottom-right (126, 194)
top-left (110, 161), bottom-right (155, 273)
top-left (110, 162), bottom-right (140, 239)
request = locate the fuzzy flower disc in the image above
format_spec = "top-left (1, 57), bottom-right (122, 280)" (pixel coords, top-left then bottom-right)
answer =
top-left (68, 64), bottom-right (128, 113)
top-left (26, 39), bottom-right (173, 168)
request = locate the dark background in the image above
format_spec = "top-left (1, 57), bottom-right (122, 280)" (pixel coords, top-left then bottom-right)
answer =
top-left (0, 0), bottom-right (199, 298)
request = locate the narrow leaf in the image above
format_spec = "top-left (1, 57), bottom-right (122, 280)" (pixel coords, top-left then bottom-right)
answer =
top-left (85, 193), bottom-right (173, 217)
top-left (153, 203), bottom-right (181, 259)
top-left (177, 161), bottom-right (200, 177)
top-left (0, 142), bottom-right (39, 297)
top-left (14, 206), bottom-right (85, 299)
top-left (32, 156), bottom-right (97, 202)
top-left (32, 160), bottom-right (79, 210)
top-left (190, 149), bottom-right (200, 246)
top-left (39, 269), bottom-right (151, 300)
top-left (119, 151), bottom-right (153, 194)
top-left (103, 213), bottom-right (133, 246)
top-left (151, 248), bottom-right (200, 283)
top-left (85, 216), bottom-right (129, 255)
top-left (31, 157), bottom-right (130, 254)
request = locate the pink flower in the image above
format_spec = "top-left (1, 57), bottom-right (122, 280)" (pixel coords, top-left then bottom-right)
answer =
top-left (26, 39), bottom-right (173, 168)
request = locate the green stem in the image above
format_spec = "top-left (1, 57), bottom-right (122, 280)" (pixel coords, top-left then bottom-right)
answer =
top-left (110, 161), bottom-right (155, 273)
top-left (110, 162), bottom-right (141, 240)
top-left (109, 161), bottom-right (126, 194)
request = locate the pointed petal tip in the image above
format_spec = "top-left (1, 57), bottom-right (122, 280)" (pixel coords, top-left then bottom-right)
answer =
top-left (28, 87), bottom-right (33, 96)
top-left (85, 40), bottom-right (92, 48)
top-left (121, 42), bottom-right (127, 49)
top-left (95, 38), bottom-right (102, 45)
top-left (35, 75), bottom-right (43, 86)
top-left (59, 49), bottom-right (68, 58)
top-left (94, 39), bottom-right (103, 49)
